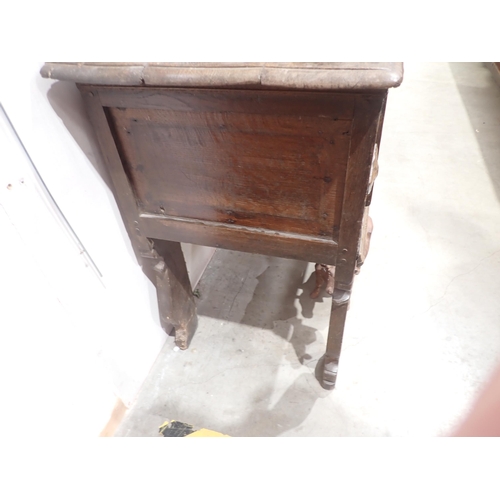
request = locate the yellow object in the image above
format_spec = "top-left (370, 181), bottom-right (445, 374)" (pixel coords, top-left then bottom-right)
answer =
top-left (185, 428), bottom-right (229, 437)
top-left (159, 420), bottom-right (229, 437)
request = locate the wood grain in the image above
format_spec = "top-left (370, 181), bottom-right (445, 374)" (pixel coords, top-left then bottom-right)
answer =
top-left (96, 87), bottom-right (356, 119)
top-left (334, 93), bottom-right (387, 290)
top-left (73, 77), bottom-right (397, 391)
top-left (80, 87), bottom-right (152, 263)
top-left (140, 214), bottom-right (339, 264)
top-left (105, 96), bottom-right (351, 238)
top-left (152, 239), bottom-right (197, 349)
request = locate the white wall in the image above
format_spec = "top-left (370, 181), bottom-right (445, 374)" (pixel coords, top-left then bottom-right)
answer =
top-left (0, 62), bottom-right (214, 436)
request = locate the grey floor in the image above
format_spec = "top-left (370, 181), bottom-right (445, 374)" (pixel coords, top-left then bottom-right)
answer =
top-left (115, 63), bottom-right (500, 437)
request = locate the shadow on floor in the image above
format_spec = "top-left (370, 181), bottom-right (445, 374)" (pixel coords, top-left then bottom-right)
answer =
top-left (226, 372), bottom-right (325, 437)
top-left (196, 250), bottom-right (333, 366)
top-left (43, 79), bottom-right (338, 436)
top-left (449, 62), bottom-right (500, 203)
top-left (197, 251), bottom-right (331, 324)
top-left (131, 370), bottom-right (329, 437)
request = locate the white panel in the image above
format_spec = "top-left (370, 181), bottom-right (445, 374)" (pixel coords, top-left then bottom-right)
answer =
top-left (0, 63), bottom-right (214, 419)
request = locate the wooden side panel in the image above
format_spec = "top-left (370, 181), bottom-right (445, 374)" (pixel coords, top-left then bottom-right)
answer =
top-left (97, 87), bottom-right (354, 241)
top-left (97, 87), bottom-right (356, 118)
top-left (79, 87), bottom-right (152, 262)
top-left (80, 85), bottom-right (390, 270)
top-left (334, 93), bottom-right (387, 289)
top-left (140, 214), bottom-right (338, 264)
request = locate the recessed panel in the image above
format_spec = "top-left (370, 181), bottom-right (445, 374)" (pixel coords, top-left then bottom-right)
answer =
top-left (106, 89), bottom-right (352, 239)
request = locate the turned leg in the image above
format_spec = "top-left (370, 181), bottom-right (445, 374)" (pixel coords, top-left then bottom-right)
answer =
top-left (147, 239), bottom-right (198, 349)
top-left (316, 214), bottom-right (374, 387)
top-left (317, 288), bottom-right (350, 389)
top-left (310, 264), bottom-right (335, 299)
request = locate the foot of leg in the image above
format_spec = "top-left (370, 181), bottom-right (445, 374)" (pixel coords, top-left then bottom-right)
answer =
top-left (316, 286), bottom-right (350, 389)
top-left (151, 240), bottom-right (198, 349)
top-left (316, 355), bottom-right (338, 390)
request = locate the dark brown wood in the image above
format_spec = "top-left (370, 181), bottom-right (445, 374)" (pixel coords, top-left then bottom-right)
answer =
top-left (312, 95), bottom-right (387, 388)
top-left (334, 93), bottom-right (387, 292)
top-left (80, 87), bottom-right (152, 262)
top-left (140, 214), bottom-right (339, 265)
top-left (97, 86), bottom-right (356, 119)
top-left (81, 87), bottom-right (198, 342)
top-left (41, 64), bottom-right (403, 391)
top-left (150, 239), bottom-right (197, 349)
top-left (105, 93), bottom-right (351, 239)
top-left (85, 86), bottom-right (387, 389)
top-left (318, 287), bottom-right (351, 388)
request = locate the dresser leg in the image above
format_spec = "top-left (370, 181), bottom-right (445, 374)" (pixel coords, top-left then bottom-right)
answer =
top-left (150, 240), bottom-right (198, 349)
top-left (318, 288), bottom-right (350, 389)
top-left (310, 264), bottom-right (335, 299)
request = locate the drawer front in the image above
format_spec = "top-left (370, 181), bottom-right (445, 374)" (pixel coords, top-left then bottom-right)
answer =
top-left (102, 88), bottom-right (355, 241)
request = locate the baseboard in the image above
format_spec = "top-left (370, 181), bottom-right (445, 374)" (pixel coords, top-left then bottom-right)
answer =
top-left (99, 398), bottom-right (128, 437)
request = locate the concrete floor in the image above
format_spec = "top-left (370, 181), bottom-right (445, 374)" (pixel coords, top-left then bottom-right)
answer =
top-left (115, 62), bottom-right (500, 437)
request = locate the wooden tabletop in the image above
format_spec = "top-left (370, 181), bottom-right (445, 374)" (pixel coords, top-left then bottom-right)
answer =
top-left (40, 62), bottom-right (403, 91)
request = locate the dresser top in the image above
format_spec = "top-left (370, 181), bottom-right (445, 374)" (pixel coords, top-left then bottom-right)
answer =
top-left (40, 62), bottom-right (403, 91)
